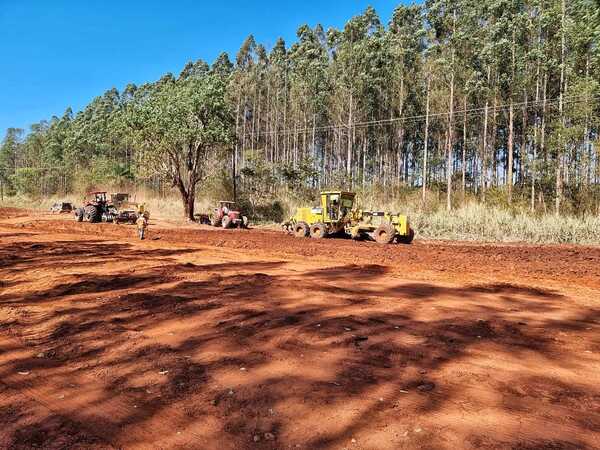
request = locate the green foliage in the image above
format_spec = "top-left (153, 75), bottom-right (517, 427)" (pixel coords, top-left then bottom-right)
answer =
top-left (2, 0), bottom-right (600, 226)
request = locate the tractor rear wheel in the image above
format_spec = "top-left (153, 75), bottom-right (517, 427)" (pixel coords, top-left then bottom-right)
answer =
top-left (374, 222), bottom-right (395, 244)
top-left (310, 223), bottom-right (327, 239)
top-left (294, 221), bottom-right (310, 238)
top-left (397, 228), bottom-right (415, 244)
top-left (222, 216), bottom-right (232, 229)
top-left (84, 205), bottom-right (101, 223)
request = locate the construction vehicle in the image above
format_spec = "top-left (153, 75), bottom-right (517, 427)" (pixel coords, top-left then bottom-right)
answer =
top-left (282, 190), bottom-right (414, 244)
top-left (109, 193), bottom-right (143, 224)
top-left (74, 192), bottom-right (147, 224)
top-left (50, 202), bottom-right (73, 214)
top-left (198, 201), bottom-right (249, 229)
top-left (74, 191), bottom-right (110, 223)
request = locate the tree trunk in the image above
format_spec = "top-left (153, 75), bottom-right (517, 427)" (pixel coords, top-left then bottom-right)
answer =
top-left (422, 77), bottom-right (431, 203)
top-left (446, 10), bottom-right (456, 212)
top-left (446, 67), bottom-right (455, 211)
top-left (462, 96), bottom-right (467, 200)
top-left (508, 99), bottom-right (514, 203)
top-left (556, 0), bottom-right (566, 215)
top-left (347, 93), bottom-right (353, 181)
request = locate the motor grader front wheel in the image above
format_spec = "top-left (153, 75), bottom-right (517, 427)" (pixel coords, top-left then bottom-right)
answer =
top-left (310, 223), bottom-right (327, 239)
top-left (294, 221), bottom-right (310, 238)
top-left (374, 222), bottom-right (396, 244)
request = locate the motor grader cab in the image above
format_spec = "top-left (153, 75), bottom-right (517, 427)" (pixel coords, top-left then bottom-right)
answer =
top-left (283, 190), bottom-right (414, 244)
top-left (284, 191), bottom-right (355, 239)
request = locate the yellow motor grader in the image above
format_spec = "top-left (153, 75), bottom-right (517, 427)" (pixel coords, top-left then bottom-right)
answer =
top-left (282, 191), bottom-right (414, 244)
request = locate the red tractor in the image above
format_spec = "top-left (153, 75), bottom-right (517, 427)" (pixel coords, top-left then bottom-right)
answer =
top-left (74, 191), bottom-right (111, 223)
top-left (208, 201), bottom-right (248, 229)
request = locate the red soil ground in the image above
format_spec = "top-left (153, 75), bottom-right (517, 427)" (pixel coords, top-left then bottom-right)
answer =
top-left (0, 208), bottom-right (599, 449)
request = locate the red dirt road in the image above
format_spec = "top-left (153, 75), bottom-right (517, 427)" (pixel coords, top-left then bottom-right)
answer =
top-left (0, 208), bottom-right (599, 449)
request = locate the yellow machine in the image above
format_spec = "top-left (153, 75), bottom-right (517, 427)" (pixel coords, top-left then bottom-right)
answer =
top-left (283, 191), bottom-right (414, 244)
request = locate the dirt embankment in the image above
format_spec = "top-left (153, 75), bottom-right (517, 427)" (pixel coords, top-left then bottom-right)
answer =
top-left (0, 208), bottom-right (599, 449)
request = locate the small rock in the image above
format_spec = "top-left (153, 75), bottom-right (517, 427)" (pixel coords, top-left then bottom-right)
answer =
top-left (378, 397), bottom-right (384, 402)
top-left (228, 389), bottom-right (234, 395)
top-left (18, 371), bottom-right (30, 376)
top-left (240, 367), bottom-right (247, 371)
top-left (344, 327), bottom-right (352, 331)
top-left (253, 435), bottom-right (261, 442)
top-left (417, 382), bottom-right (435, 392)
top-left (36, 352), bottom-right (45, 358)
top-left (419, 369), bottom-right (427, 375)
top-left (414, 427), bottom-right (422, 433)
top-left (159, 370), bottom-right (169, 375)
top-left (264, 432), bottom-right (275, 441)
top-left (351, 438), bottom-right (357, 443)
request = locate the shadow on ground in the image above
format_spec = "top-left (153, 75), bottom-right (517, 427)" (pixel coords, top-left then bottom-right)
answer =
top-left (0, 238), bottom-right (598, 449)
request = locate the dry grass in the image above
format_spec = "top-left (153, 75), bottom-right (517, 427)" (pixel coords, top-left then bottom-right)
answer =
top-left (3, 191), bottom-right (600, 245)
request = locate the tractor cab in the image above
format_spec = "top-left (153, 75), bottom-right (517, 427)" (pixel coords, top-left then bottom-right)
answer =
top-left (218, 201), bottom-right (237, 215)
top-left (85, 191), bottom-right (108, 205)
top-left (320, 191), bottom-right (355, 223)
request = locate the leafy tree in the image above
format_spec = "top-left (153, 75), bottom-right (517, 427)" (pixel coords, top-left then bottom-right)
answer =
top-left (128, 73), bottom-right (233, 220)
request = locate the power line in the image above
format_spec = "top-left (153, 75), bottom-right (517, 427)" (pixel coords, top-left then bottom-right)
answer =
top-left (239, 94), bottom-right (599, 138)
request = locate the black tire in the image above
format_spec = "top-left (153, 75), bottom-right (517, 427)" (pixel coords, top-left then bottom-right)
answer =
top-left (222, 216), bottom-right (232, 229)
top-left (84, 205), bottom-right (101, 223)
top-left (310, 223), bottom-right (327, 239)
top-left (397, 228), bottom-right (415, 245)
top-left (374, 222), bottom-right (396, 244)
top-left (294, 221), bottom-right (310, 238)
top-left (75, 208), bottom-right (84, 222)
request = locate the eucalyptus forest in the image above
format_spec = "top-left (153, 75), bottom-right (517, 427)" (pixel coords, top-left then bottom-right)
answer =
top-left (1, 0), bottom-right (599, 219)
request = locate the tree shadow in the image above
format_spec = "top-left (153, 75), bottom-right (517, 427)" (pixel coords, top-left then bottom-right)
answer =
top-left (0, 237), bottom-right (598, 449)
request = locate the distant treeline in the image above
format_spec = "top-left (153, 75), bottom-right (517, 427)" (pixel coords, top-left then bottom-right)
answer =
top-left (1, 0), bottom-right (599, 215)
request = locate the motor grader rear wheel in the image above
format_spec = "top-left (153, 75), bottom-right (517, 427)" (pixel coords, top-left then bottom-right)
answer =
top-left (310, 223), bottom-right (327, 239)
top-left (294, 221), bottom-right (310, 238)
top-left (397, 228), bottom-right (415, 244)
top-left (374, 222), bottom-right (396, 244)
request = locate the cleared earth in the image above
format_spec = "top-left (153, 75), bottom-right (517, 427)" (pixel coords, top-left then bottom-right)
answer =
top-left (0, 207), bottom-right (599, 449)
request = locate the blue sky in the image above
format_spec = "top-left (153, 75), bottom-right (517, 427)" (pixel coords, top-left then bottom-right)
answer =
top-left (0, 0), bottom-right (410, 135)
